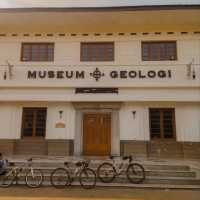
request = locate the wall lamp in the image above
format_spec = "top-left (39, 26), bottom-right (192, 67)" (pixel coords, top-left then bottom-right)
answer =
top-left (59, 110), bottom-right (63, 119)
top-left (192, 69), bottom-right (196, 80)
top-left (132, 111), bottom-right (136, 119)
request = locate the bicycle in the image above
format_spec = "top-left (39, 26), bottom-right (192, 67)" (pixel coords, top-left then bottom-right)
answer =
top-left (97, 156), bottom-right (145, 184)
top-left (50, 160), bottom-right (96, 189)
top-left (0, 158), bottom-right (43, 188)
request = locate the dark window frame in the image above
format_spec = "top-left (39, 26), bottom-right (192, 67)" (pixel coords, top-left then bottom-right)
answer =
top-left (80, 42), bottom-right (114, 62)
top-left (21, 107), bottom-right (47, 138)
top-left (142, 41), bottom-right (177, 61)
top-left (21, 43), bottom-right (54, 62)
top-left (149, 108), bottom-right (176, 140)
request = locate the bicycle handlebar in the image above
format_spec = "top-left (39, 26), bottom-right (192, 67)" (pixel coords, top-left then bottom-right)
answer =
top-left (75, 160), bottom-right (89, 168)
top-left (9, 162), bottom-right (15, 167)
top-left (109, 155), bottom-right (133, 162)
top-left (109, 155), bottom-right (118, 160)
top-left (122, 156), bottom-right (133, 162)
top-left (27, 158), bottom-right (33, 162)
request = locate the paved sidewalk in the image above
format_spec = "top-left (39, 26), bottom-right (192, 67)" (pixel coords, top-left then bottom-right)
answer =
top-left (0, 187), bottom-right (200, 200)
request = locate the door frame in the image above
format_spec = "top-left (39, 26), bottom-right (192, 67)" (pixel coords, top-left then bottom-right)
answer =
top-left (73, 102), bottom-right (121, 156)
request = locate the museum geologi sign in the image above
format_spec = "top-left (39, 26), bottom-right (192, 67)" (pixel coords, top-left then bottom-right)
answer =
top-left (27, 67), bottom-right (172, 82)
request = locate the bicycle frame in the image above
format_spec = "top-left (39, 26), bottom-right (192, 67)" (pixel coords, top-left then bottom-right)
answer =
top-left (5, 159), bottom-right (34, 184)
top-left (112, 159), bottom-right (130, 175)
top-left (65, 162), bottom-right (87, 182)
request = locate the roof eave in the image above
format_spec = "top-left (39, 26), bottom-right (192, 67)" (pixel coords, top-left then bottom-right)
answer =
top-left (0, 5), bottom-right (200, 13)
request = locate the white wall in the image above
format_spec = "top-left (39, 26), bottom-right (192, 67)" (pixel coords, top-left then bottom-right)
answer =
top-left (0, 33), bottom-right (199, 65)
top-left (176, 104), bottom-right (200, 142)
top-left (0, 34), bottom-right (199, 91)
top-left (0, 103), bottom-right (21, 139)
top-left (0, 103), bottom-right (76, 140)
top-left (0, 33), bottom-right (199, 141)
top-left (119, 103), bottom-right (149, 141)
top-left (46, 103), bottom-right (75, 140)
top-left (0, 102), bottom-right (199, 142)
top-left (119, 102), bottom-right (200, 142)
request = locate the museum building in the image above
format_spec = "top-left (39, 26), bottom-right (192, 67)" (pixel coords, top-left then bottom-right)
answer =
top-left (0, 2), bottom-right (200, 158)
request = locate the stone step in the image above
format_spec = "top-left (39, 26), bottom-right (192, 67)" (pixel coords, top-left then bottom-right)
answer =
top-left (12, 169), bottom-right (196, 179)
top-left (144, 177), bottom-right (200, 185)
top-left (11, 161), bottom-right (191, 171)
top-left (10, 175), bottom-right (200, 186)
top-left (18, 168), bottom-right (195, 178)
top-left (11, 181), bottom-right (200, 189)
top-left (4, 158), bottom-right (199, 188)
top-left (144, 164), bottom-right (190, 171)
top-left (95, 170), bottom-right (196, 178)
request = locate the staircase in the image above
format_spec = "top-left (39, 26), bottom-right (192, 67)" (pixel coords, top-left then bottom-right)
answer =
top-left (8, 158), bottom-right (200, 189)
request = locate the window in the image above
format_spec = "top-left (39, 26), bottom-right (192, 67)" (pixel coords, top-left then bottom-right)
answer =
top-left (142, 41), bottom-right (177, 61)
top-left (81, 42), bottom-right (114, 61)
top-left (149, 108), bottom-right (176, 139)
top-left (21, 108), bottom-right (47, 137)
top-left (21, 43), bottom-right (54, 61)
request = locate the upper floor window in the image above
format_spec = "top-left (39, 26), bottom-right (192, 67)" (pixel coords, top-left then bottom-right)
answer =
top-left (81, 42), bottom-right (114, 61)
top-left (142, 41), bottom-right (177, 61)
top-left (21, 43), bottom-right (54, 62)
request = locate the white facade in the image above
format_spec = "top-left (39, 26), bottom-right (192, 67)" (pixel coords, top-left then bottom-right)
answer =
top-left (0, 5), bottom-right (199, 157)
top-left (0, 33), bottom-right (199, 142)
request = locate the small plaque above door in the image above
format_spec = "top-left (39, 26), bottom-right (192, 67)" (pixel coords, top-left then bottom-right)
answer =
top-left (55, 122), bottom-right (66, 128)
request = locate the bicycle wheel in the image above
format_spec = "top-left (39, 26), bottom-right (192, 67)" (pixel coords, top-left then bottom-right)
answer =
top-left (126, 163), bottom-right (145, 184)
top-left (50, 168), bottom-right (71, 189)
top-left (97, 162), bottom-right (116, 183)
top-left (25, 169), bottom-right (43, 188)
top-left (79, 168), bottom-right (96, 189)
top-left (0, 170), bottom-right (15, 187)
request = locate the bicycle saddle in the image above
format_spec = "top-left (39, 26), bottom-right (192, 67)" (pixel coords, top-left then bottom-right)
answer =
top-left (123, 156), bottom-right (133, 162)
top-left (122, 156), bottom-right (129, 160)
top-left (83, 161), bottom-right (89, 168)
top-left (9, 162), bottom-right (15, 166)
top-left (64, 162), bottom-right (69, 166)
top-left (75, 161), bottom-right (83, 167)
top-left (109, 155), bottom-right (117, 160)
top-left (27, 158), bottom-right (33, 162)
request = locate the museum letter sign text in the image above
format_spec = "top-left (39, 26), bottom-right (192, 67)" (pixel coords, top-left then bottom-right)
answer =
top-left (27, 68), bottom-right (172, 81)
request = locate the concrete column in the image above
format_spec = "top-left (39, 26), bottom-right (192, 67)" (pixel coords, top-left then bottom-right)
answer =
top-left (111, 109), bottom-right (120, 156)
top-left (74, 110), bottom-right (83, 156)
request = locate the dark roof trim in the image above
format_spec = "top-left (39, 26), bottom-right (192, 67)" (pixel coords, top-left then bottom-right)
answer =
top-left (0, 5), bottom-right (200, 13)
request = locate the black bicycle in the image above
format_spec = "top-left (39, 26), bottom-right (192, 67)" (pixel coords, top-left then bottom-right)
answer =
top-left (50, 160), bottom-right (96, 189)
top-left (97, 156), bottom-right (145, 184)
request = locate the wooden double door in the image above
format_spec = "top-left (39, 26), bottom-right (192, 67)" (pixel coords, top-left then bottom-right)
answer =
top-left (83, 113), bottom-right (111, 156)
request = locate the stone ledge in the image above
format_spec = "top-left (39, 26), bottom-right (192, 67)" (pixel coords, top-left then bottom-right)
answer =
top-left (47, 139), bottom-right (74, 156)
top-left (120, 140), bottom-right (200, 159)
top-left (147, 141), bottom-right (184, 158)
top-left (0, 139), bottom-right (15, 155)
top-left (120, 140), bottom-right (148, 157)
top-left (183, 142), bottom-right (200, 159)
